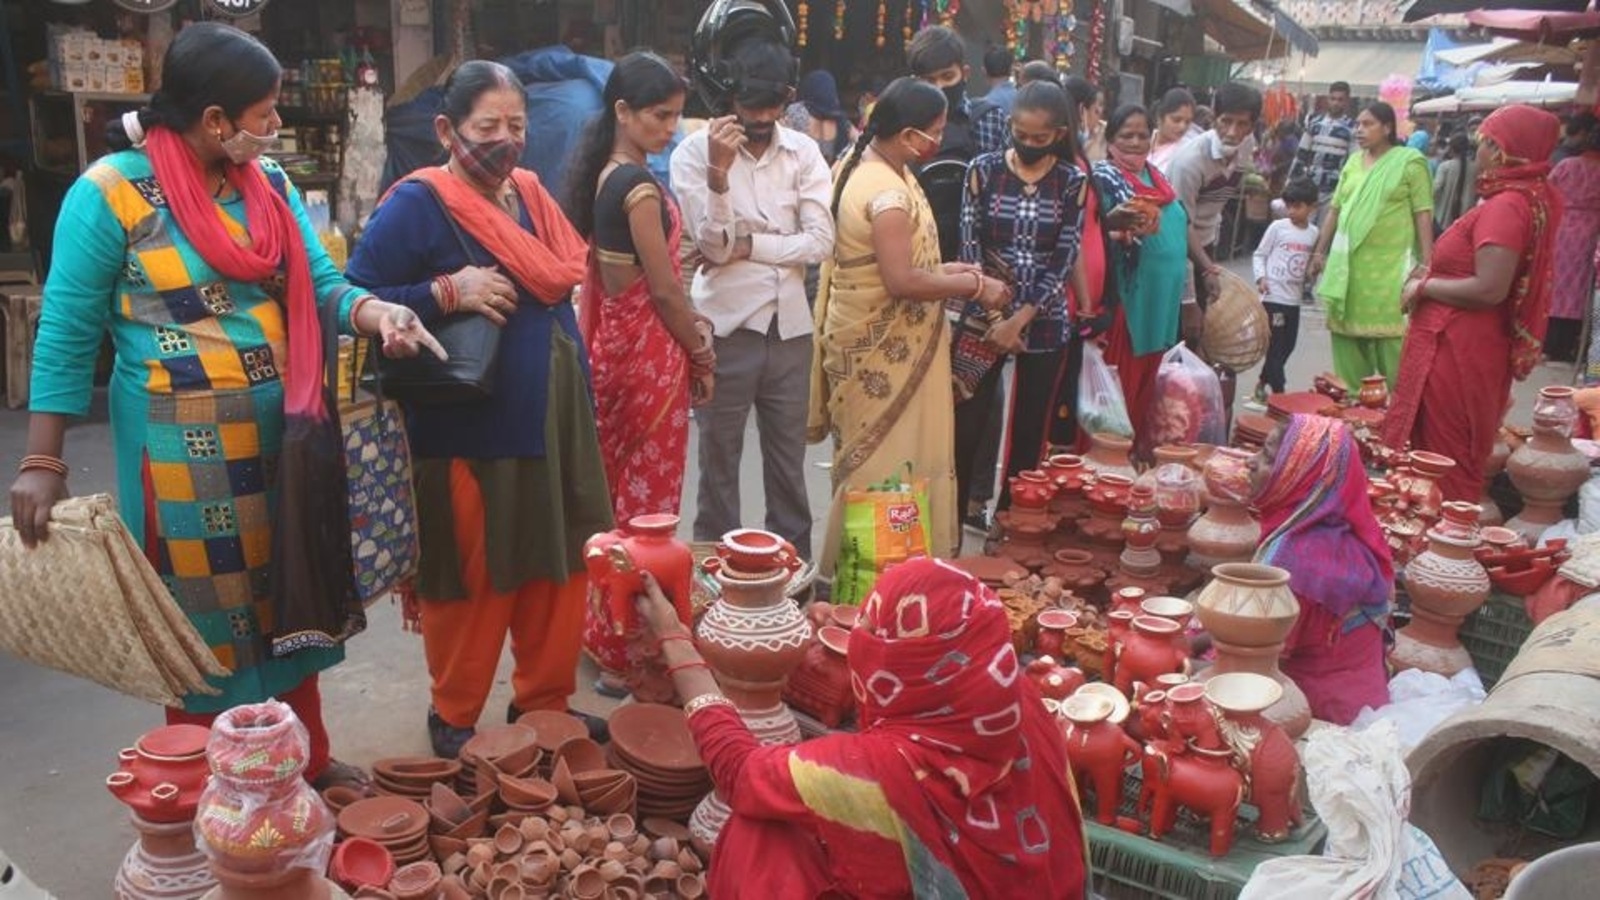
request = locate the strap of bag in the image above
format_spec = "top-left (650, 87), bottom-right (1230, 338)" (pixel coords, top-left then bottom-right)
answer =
top-left (409, 176), bottom-right (483, 267)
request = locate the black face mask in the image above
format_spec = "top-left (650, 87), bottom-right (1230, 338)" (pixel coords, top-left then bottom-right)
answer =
top-left (942, 82), bottom-right (968, 116)
top-left (740, 119), bottom-right (777, 144)
top-left (1014, 143), bottom-right (1055, 165)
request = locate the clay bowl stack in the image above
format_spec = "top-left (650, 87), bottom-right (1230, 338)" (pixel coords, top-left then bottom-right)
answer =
top-left (1233, 413), bottom-right (1274, 449)
top-left (606, 703), bottom-right (713, 822)
top-left (423, 781), bottom-right (492, 862)
top-left (551, 737), bottom-right (638, 817)
top-left (338, 795), bottom-right (432, 866)
top-left (515, 710), bottom-right (591, 778)
top-left (371, 756), bottom-right (462, 801)
top-left (457, 724), bottom-right (542, 798)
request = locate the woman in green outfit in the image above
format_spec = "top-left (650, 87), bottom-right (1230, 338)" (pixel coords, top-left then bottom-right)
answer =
top-left (1310, 102), bottom-right (1433, 389)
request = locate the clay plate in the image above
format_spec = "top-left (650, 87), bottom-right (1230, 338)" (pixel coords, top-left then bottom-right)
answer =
top-left (459, 724), bottom-right (539, 766)
top-left (338, 797), bottom-right (430, 842)
top-left (608, 704), bottom-right (702, 772)
top-left (515, 710), bottom-right (590, 752)
top-left (553, 737), bottom-right (607, 774)
top-left (817, 625), bottom-right (851, 656)
top-left (946, 555), bottom-right (1028, 585)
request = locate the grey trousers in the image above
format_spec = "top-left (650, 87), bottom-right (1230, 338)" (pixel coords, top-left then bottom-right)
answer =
top-left (693, 327), bottom-right (815, 558)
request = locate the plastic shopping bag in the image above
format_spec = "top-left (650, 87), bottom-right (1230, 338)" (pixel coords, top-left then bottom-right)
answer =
top-left (834, 467), bottom-right (931, 606)
top-left (1145, 342), bottom-right (1226, 450)
top-left (1077, 343), bottom-right (1134, 438)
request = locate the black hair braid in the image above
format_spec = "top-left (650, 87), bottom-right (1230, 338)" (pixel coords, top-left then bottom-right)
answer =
top-left (830, 121), bottom-right (880, 218)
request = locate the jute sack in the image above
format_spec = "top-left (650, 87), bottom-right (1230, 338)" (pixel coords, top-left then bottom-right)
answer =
top-left (0, 494), bottom-right (229, 706)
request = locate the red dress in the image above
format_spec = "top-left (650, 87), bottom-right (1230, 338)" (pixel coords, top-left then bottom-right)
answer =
top-left (1386, 192), bottom-right (1531, 503)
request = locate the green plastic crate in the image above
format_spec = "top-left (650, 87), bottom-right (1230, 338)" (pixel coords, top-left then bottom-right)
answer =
top-left (1457, 591), bottom-right (1535, 688)
top-left (1085, 766), bottom-right (1326, 900)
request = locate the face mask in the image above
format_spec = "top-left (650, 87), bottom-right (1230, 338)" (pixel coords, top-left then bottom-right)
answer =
top-left (740, 118), bottom-right (776, 144)
top-left (1208, 131), bottom-right (1241, 159)
top-left (942, 82), bottom-right (967, 114)
top-left (906, 128), bottom-right (940, 162)
top-left (1014, 143), bottom-right (1054, 165)
top-left (220, 123), bottom-right (279, 165)
top-left (453, 132), bottom-right (524, 186)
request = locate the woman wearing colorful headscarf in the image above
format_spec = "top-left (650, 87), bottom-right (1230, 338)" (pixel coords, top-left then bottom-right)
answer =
top-left (635, 558), bottom-right (1088, 898)
top-left (1386, 106), bottom-right (1564, 503)
top-left (1308, 102), bottom-right (1434, 391)
top-left (1250, 415), bottom-right (1393, 724)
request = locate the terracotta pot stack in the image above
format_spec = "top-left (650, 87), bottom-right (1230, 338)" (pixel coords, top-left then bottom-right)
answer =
top-left (604, 703), bottom-right (713, 823)
top-left (372, 757), bottom-right (463, 801)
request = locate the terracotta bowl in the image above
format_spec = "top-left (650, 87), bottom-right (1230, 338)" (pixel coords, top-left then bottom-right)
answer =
top-left (817, 625), bottom-right (851, 656)
top-left (322, 785), bottom-right (367, 813)
top-left (1073, 683), bottom-right (1131, 725)
top-left (390, 860), bottom-right (442, 900)
top-left (373, 757), bottom-right (461, 788)
top-left (1139, 596), bottom-right (1194, 624)
top-left (551, 757), bottom-right (580, 806)
top-left (459, 725), bottom-right (540, 770)
top-left (585, 779), bottom-right (638, 815)
top-left (330, 837), bottom-right (395, 891)
top-left (1166, 681), bottom-right (1208, 705)
top-left (514, 710), bottom-right (590, 753)
top-left (438, 807), bottom-right (489, 840)
top-left (427, 834), bottom-right (469, 860)
top-left (554, 737), bottom-right (607, 774)
top-left (498, 774), bottom-right (558, 810)
top-left (1203, 672), bottom-right (1284, 714)
top-left (1036, 609), bottom-right (1079, 631)
top-left (426, 783), bottom-right (472, 825)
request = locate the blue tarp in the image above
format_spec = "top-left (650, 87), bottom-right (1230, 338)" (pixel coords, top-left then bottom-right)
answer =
top-left (382, 45), bottom-right (680, 198)
top-left (1417, 27), bottom-right (1478, 92)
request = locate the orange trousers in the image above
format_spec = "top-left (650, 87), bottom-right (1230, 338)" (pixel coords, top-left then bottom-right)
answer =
top-left (420, 460), bottom-right (589, 729)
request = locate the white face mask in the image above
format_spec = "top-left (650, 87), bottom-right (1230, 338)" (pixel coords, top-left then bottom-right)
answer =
top-left (220, 124), bottom-right (279, 165)
top-left (1209, 130), bottom-right (1241, 159)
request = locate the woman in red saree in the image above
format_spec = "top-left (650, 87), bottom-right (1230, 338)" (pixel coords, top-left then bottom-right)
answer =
top-left (636, 558), bottom-right (1089, 899)
top-left (567, 53), bottom-right (715, 681)
top-left (1251, 415), bottom-right (1393, 724)
top-left (1385, 106), bottom-right (1564, 502)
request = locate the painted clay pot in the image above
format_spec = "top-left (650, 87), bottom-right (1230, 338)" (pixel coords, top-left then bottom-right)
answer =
top-left (1060, 694), bottom-right (1141, 825)
top-left (107, 724), bottom-right (212, 824)
top-left (1193, 564), bottom-right (1310, 738)
top-left (1206, 672), bottom-right (1304, 843)
top-left (783, 625), bottom-right (854, 729)
top-left (1506, 388), bottom-right (1590, 542)
top-left (718, 528), bottom-right (802, 578)
top-left (1140, 742), bottom-right (1245, 858)
top-left (1392, 514), bottom-right (1490, 677)
top-left (1358, 375), bottom-right (1388, 410)
top-left (1187, 449), bottom-right (1260, 568)
top-left (1026, 657), bottom-right (1086, 700)
top-left (1008, 470), bottom-right (1059, 513)
top-left (1034, 609), bottom-right (1079, 660)
top-left (200, 864), bottom-right (336, 900)
top-left (696, 565), bottom-right (811, 711)
top-left (1041, 453), bottom-right (1091, 522)
top-left (582, 515), bottom-right (694, 674)
top-left (1153, 447), bottom-right (1203, 539)
top-left (115, 814), bottom-right (217, 900)
top-left (1081, 473), bottom-right (1134, 546)
top-left (1113, 616), bottom-right (1187, 697)
top-left (1398, 451), bottom-right (1455, 521)
top-left (1111, 586), bottom-right (1147, 614)
top-left (1119, 482), bottom-right (1162, 577)
top-left (1085, 432), bottom-right (1137, 479)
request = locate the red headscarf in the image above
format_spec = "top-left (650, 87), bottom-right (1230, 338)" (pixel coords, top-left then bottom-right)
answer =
top-left (848, 559), bottom-right (1086, 898)
top-left (1475, 105), bottom-right (1565, 380)
top-left (144, 127), bottom-right (325, 417)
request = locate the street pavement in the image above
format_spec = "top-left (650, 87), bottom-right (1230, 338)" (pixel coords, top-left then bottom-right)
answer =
top-left (0, 256), bottom-right (1575, 895)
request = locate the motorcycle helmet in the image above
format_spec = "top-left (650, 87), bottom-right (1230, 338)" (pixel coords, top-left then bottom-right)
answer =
top-left (690, 0), bottom-right (799, 111)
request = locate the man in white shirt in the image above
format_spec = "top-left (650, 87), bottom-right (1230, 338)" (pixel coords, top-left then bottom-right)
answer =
top-left (671, 39), bottom-right (834, 558)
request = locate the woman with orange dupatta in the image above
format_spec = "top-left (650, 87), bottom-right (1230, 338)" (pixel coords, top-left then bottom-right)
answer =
top-left (634, 558), bottom-right (1088, 899)
top-left (1385, 106), bottom-right (1565, 503)
top-left (565, 52), bottom-right (715, 688)
top-left (348, 61), bottom-right (614, 757)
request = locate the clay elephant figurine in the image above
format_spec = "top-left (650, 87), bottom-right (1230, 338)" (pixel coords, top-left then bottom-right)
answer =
top-left (1141, 741), bottom-right (1246, 857)
top-left (1243, 722), bottom-right (1304, 842)
top-left (1026, 658), bottom-right (1087, 702)
top-left (1063, 717), bottom-right (1142, 826)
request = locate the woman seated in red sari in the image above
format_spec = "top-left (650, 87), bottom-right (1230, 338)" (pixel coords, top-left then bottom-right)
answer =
top-left (1385, 106), bottom-right (1564, 502)
top-left (566, 52), bottom-right (715, 683)
top-left (1250, 414), bottom-right (1392, 724)
top-left (636, 558), bottom-right (1088, 899)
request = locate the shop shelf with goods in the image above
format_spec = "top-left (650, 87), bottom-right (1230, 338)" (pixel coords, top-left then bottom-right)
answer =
top-left (274, 58), bottom-right (351, 229)
top-left (28, 90), bottom-right (149, 177)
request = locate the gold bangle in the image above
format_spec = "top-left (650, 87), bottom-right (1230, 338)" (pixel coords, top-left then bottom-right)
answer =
top-left (683, 693), bottom-right (735, 719)
top-left (18, 455), bottom-right (68, 478)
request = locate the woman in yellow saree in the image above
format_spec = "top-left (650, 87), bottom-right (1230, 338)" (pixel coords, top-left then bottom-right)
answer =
top-left (808, 78), bottom-right (1013, 587)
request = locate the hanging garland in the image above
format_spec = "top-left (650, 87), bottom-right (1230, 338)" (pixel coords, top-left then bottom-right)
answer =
top-left (833, 0), bottom-right (846, 41)
top-left (798, 0), bottom-right (809, 48)
top-left (934, 0), bottom-right (961, 27)
top-left (1050, 1), bottom-right (1075, 71)
top-left (1086, 1), bottom-right (1106, 83)
top-left (876, 0), bottom-right (889, 48)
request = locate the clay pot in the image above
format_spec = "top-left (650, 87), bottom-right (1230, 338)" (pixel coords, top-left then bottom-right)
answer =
top-left (1140, 741), bottom-right (1246, 858)
top-left (1193, 563), bottom-right (1310, 738)
top-left (115, 813), bottom-right (217, 900)
top-left (1398, 451), bottom-right (1455, 521)
top-left (718, 528), bottom-right (802, 577)
top-left (695, 550), bottom-right (812, 712)
top-left (107, 725), bottom-right (212, 824)
top-left (205, 702), bottom-right (310, 791)
top-left (1393, 516), bottom-right (1490, 677)
top-left (1506, 389), bottom-right (1590, 542)
top-left (1060, 694), bottom-right (1141, 825)
top-left (205, 863), bottom-right (336, 900)
top-left (1206, 673), bottom-right (1304, 843)
top-left (389, 861), bottom-right (442, 900)
top-left (1152, 448), bottom-right (1203, 530)
top-left (1008, 469), bottom-right (1059, 512)
top-left (1041, 549), bottom-right (1108, 598)
top-left (1103, 609), bottom-right (1136, 683)
top-left (1034, 609), bottom-right (1078, 659)
top-left (1113, 616), bottom-right (1188, 697)
top-left (785, 625), bottom-right (855, 728)
top-left (1082, 473), bottom-right (1134, 546)
top-left (1085, 432), bottom-right (1137, 479)
top-left (1119, 482), bottom-right (1162, 577)
top-left (582, 514), bottom-right (694, 675)
top-left (1187, 449), bottom-right (1260, 568)
top-left (1161, 681), bottom-right (1222, 751)
top-left (1358, 375), bottom-right (1388, 410)
top-left (1139, 596), bottom-right (1194, 630)
top-left (1111, 586), bottom-right (1148, 615)
top-left (1041, 453), bottom-right (1091, 520)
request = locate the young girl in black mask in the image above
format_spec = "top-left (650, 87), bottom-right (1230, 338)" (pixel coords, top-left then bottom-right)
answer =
top-left (951, 80), bottom-right (1092, 519)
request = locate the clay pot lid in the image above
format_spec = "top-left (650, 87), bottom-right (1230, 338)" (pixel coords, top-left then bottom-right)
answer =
top-left (1036, 609), bottom-right (1078, 630)
top-left (608, 704), bottom-right (702, 772)
top-left (817, 625), bottom-right (851, 655)
top-left (1139, 596), bottom-right (1193, 620)
top-left (136, 724), bottom-right (211, 760)
top-left (513, 710), bottom-right (590, 753)
top-left (1059, 694), bottom-right (1114, 723)
top-left (1203, 672), bottom-right (1284, 713)
top-left (338, 797), bottom-right (430, 842)
top-left (1074, 683), bottom-right (1131, 724)
top-left (1166, 682), bottom-right (1208, 704)
top-left (331, 837), bottom-right (396, 889)
top-left (459, 724), bottom-right (539, 765)
top-left (947, 555), bottom-right (1027, 585)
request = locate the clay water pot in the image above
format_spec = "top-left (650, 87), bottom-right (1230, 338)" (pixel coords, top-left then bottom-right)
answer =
top-left (1041, 453), bottom-right (1091, 519)
top-left (1205, 673), bottom-right (1303, 842)
top-left (1060, 694), bottom-right (1141, 825)
top-left (718, 528), bottom-right (801, 577)
top-left (1506, 390), bottom-right (1590, 542)
top-left (1187, 482), bottom-right (1260, 569)
top-left (1114, 616), bottom-right (1188, 697)
top-left (1393, 516), bottom-right (1490, 677)
top-left (108, 724), bottom-right (212, 824)
top-left (1111, 586), bottom-right (1147, 614)
top-left (1085, 432), bottom-right (1137, 479)
top-left (1034, 609), bottom-right (1078, 659)
top-left (784, 625), bottom-right (855, 728)
top-left (695, 547), bottom-right (812, 711)
top-left (1193, 563), bottom-right (1309, 738)
top-left (582, 515), bottom-right (694, 676)
top-left (1358, 375), bottom-right (1388, 409)
top-left (1008, 469), bottom-right (1059, 512)
top-left (115, 813), bottom-right (218, 900)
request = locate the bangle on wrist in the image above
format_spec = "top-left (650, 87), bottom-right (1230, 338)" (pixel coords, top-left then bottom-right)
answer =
top-left (968, 271), bottom-right (984, 300)
top-left (657, 632), bottom-right (695, 650)
top-left (349, 296), bottom-right (376, 334)
top-left (708, 164), bottom-right (727, 174)
top-left (683, 693), bottom-right (735, 718)
top-left (665, 659), bottom-right (711, 678)
top-left (18, 454), bottom-right (68, 478)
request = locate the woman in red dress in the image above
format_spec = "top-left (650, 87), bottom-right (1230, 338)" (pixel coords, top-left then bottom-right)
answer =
top-left (1385, 106), bottom-right (1564, 502)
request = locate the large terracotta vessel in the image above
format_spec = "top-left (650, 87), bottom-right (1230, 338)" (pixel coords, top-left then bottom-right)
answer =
top-left (1193, 564), bottom-right (1309, 738)
top-left (1186, 448), bottom-right (1260, 568)
top-left (583, 514), bottom-right (695, 676)
top-left (1392, 502), bottom-right (1490, 676)
top-left (107, 724), bottom-right (212, 824)
top-left (1206, 673), bottom-right (1304, 843)
top-left (1085, 432), bottom-right (1137, 479)
top-left (1060, 694), bottom-right (1141, 825)
top-left (115, 814), bottom-right (217, 900)
top-left (1506, 386), bottom-right (1590, 542)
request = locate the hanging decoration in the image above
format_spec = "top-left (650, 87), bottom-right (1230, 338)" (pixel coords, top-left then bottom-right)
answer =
top-left (876, 0), bottom-right (889, 48)
top-left (834, 0), bottom-right (846, 41)
top-left (1050, 3), bottom-right (1076, 71)
top-left (1004, 0), bottom-right (1021, 56)
top-left (1087, 1), bottom-right (1106, 83)
top-left (798, 0), bottom-right (809, 48)
top-left (934, 0), bottom-right (961, 27)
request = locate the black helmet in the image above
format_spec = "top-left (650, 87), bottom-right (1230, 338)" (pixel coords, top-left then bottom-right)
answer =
top-left (690, 0), bottom-right (798, 111)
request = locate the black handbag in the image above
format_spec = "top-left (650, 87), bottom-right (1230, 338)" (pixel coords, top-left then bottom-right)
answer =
top-left (375, 180), bottom-right (504, 405)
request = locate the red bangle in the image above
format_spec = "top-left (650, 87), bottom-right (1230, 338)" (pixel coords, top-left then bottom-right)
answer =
top-left (657, 633), bottom-right (696, 651)
top-left (665, 660), bottom-right (711, 677)
top-left (348, 296), bottom-right (376, 333)
top-left (434, 274), bottom-right (459, 315)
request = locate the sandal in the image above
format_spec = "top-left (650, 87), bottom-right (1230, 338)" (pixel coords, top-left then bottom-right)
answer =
top-left (310, 758), bottom-right (374, 796)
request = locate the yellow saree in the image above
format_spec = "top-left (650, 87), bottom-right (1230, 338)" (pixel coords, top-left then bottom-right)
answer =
top-left (808, 158), bottom-right (959, 576)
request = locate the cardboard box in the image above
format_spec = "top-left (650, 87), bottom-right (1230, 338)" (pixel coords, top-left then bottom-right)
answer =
top-left (125, 66), bottom-right (145, 94)
top-left (86, 66), bottom-right (107, 92)
top-left (103, 44), bottom-right (126, 67)
top-left (105, 68), bottom-right (127, 94)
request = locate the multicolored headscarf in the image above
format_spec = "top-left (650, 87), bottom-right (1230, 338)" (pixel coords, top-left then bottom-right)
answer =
top-left (1253, 415), bottom-right (1393, 623)
top-left (1475, 105), bottom-right (1564, 381)
top-left (848, 559), bottom-right (1086, 898)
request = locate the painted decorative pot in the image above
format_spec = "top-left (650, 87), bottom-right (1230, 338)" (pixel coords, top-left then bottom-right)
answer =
top-left (1393, 519), bottom-right (1490, 677)
top-left (114, 814), bottom-right (217, 900)
top-left (1041, 453), bottom-right (1091, 521)
top-left (1085, 432), bottom-right (1137, 480)
top-left (1163, 681), bottom-right (1222, 751)
top-left (1202, 447), bottom-right (1256, 505)
top-left (1193, 563), bottom-right (1310, 738)
top-left (1119, 482), bottom-right (1162, 577)
top-left (1114, 616), bottom-right (1187, 697)
top-left (1035, 609), bottom-right (1079, 660)
top-left (1060, 694), bottom-right (1141, 826)
top-left (1026, 658), bottom-right (1086, 700)
top-left (1104, 609), bottom-right (1136, 683)
top-left (1008, 470), bottom-right (1058, 511)
top-left (1111, 586), bottom-right (1148, 614)
top-left (582, 515), bottom-right (694, 673)
top-left (1152, 448), bottom-right (1203, 530)
top-left (695, 554), bottom-right (813, 710)
top-left (107, 724), bottom-right (212, 824)
top-left (1082, 473), bottom-right (1134, 546)
top-left (1206, 672), bottom-right (1304, 843)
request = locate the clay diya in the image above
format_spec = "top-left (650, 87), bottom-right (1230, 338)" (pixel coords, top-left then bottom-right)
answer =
top-left (330, 837), bottom-right (396, 892)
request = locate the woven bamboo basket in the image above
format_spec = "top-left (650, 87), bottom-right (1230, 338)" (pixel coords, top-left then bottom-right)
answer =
top-left (0, 494), bottom-right (229, 706)
top-left (1202, 269), bottom-right (1271, 373)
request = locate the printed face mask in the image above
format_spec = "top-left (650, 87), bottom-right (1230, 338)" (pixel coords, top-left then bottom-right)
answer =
top-left (453, 132), bottom-right (525, 186)
top-left (220, 123), bottom-right (279, 164)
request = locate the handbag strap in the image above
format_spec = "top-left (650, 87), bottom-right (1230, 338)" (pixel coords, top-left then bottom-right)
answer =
top-left (409, 176), bottom-right (483, 267)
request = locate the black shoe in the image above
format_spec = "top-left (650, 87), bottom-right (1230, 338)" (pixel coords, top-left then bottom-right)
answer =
top-left (963, 511), bottom-right (991, 535)
top-left (508, 701), bottom-right (611, 744)
top-left (428, 707), bottom-right (475, 759)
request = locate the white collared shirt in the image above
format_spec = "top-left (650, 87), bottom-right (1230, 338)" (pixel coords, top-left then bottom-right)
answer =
top-left (670, 124), bottom-right (835, 339)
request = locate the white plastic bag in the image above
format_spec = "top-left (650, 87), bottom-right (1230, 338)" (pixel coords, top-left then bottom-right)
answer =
top-left (1238, 721), bottom-right (1472, 900)
top-left (1351, 668), bottom-right (1485, 752)
top-left (1145, 342), bottom-right (1226, 448)
top-left (1077, 343), bottom-right (1134, 438)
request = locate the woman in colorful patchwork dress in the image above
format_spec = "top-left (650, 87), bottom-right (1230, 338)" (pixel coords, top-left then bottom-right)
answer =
top-left (808, 78), bottom-right (1011, 593)
top-left (1249, 414), bottom-right (1393, 724)
top-left (566, 52), bottom-right (714, 685)
top-left (9, 23), bottom-right (441, 788)
top-left (346, 61), bottom-right (614, 758)
top-left (1309, 102), bottom-right (1434, 390)
top-left (635, 557), bottom-right (1089, 898)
